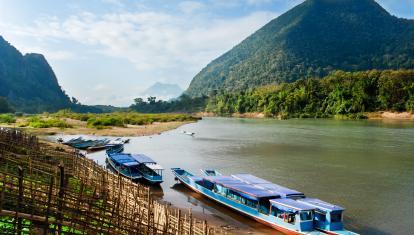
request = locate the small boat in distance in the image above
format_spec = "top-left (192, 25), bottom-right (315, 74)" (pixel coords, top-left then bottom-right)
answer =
top-left (182, 131), bottom-right (195, 136)
top-left (106, 153), bottom-right (163, 184)
top-left (171, 168), bottom-right (357, 235)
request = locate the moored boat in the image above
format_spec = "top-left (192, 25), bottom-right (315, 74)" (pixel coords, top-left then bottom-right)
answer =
top-left (106, 153), bottom-right (163, 184)
top-left (171, 168), bottom-right (357, 235)
top-left (106, 152), bottom-right (143, 180)
top-left (297, 198), bottom-right (357, 235)
top-left (105, 143), bottom-right (124, 154)
top-left (201, 169), bottom-right (222, 176)
top-left (132, 154), bottom-right (164, 184)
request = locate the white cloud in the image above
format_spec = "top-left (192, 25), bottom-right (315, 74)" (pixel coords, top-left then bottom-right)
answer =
top-left (14, 45), bottom-right (75, 61)
top-left (179, 1), bottom-right (205, 14)
top-left (102, 0), bottom-right (123, 7)
top-left (246, 0), bottom-right (273, 5)
top-left (0, 5), bottom-right (279, 106)
top-left (5, 10), bottom-right (277, 73)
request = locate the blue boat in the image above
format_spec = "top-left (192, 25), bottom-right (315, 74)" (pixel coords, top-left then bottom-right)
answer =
top-left (297, 198), bottom-right (350, 235)
top-left (105, 143), bottom-right (124, 154)
top-left (171, 168), bottom-right (358, 235)
top-left (106, 153), bottom-right (143, 180)
top-left (106, 153), bottom-right (163, 184)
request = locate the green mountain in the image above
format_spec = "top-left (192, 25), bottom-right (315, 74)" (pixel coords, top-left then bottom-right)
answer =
top-left (0, 36), bottom-right (73, 113)
top-left (186, 0), bottom-right (414, 97)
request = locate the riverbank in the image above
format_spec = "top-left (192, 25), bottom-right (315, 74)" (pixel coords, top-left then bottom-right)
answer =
top-left (196, 111), bottom-right (414, 121)
top-left (0, 111), bottom-right (199, 137)
top-left (1, 118), bottom-right (193, 137)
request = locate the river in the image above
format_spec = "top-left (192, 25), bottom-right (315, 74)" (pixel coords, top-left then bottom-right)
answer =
top-left (74, 118), bottom-right (413, 234)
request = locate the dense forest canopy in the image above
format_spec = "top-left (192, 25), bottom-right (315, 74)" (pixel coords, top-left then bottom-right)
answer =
top-left (0, 97), bottom-right (14, 114)
top-left (127, 70), bottom-right (414, 119)
top-left (129, 95), bottom-right (207, 113)
top-left (205, 70), bottom-right (414, 118)
top-left (186, 0), bottom-right (414, 97)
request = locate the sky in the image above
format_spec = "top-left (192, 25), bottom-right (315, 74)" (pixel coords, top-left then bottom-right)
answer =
top-left (0, 0), bottom-right (413, 106)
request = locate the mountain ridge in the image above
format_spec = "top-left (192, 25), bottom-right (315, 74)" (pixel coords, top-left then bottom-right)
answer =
top-left (0, 36), bottom-right (72, 113)
top-left (186, 0), bottom-right (414, 97)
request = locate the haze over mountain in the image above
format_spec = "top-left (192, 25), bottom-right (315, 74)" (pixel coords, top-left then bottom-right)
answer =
top-left (186, 0), bottom-right (414, 97)
top-left (0, 36), bottom-right (73, 113)
top-left (140, 82), bottom-right (183, 100)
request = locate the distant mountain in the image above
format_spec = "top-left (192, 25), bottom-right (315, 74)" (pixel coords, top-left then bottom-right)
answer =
top-left (141, 82), bottom-right (183, 100)
top-left (0, 36), bottom-right (73, 113)
top-left (186, 0), bottom-right (414, 97)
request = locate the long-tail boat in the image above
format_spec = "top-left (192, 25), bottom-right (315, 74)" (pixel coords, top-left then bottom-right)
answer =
top-left (171, 168), bottom-right (357, 235)
top-left (106, 153), bottom-right (163, 184)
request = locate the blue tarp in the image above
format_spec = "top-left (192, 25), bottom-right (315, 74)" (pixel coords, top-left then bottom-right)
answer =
top-left (231, 174), bottom-right (305, 198)
top-left (203, 176), bottom-right (280, 199)
top-left (270, 198), bottom-right (315, 212)
top-left (131, 154), bottom-right (156, 164)
top-left (297, 198), bottom-right (344, 212)
top-left (109, 153), bottom-right (139, 166)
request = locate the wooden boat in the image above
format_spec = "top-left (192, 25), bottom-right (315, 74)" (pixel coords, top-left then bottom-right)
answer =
top-left (74, 139), bottom-right (109, 150)
top-left (105, 143), bottom-right (124, 154)
top-left (106, 153), bottom-right (143, 180)
top-left (106, 153), bottom-right (163, 184)
top-left (132, 154), bottom-right (164, 184)
top-left (62, 137), bottom-right (83, 145)
top-left (296, 198), bottom-right (351, 235)
top-left (172, 168), bottom-right (358, 235)
top-left (201, 169), bottom-right (221, 176)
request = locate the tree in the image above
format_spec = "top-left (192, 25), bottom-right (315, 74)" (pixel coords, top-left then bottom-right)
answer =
top-left (134, 98), bottom-right (144, 105)
top-left (71, 97), bottom-right (79, 104)
top-left (0, 97), bottom-right (15, 113)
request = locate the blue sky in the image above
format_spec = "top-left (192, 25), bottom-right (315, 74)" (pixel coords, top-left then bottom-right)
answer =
top-left (0, 0), bottom-right (413, 106)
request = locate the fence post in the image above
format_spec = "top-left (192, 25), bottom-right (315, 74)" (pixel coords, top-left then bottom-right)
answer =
top-left (57, 164), bottom-right (65, 235)
top-left (44, 176), bottom-right (55, 235)
top-left (189, 209), bottom-right (193, 235)
top-left (147, 188), bottom-right (151, 234)
top-left (16, 166), bottom-right (24, 235)
top-left (177, 210), bottom-right (182, 235)
top-left (203, 220), bottom-right (208, 235)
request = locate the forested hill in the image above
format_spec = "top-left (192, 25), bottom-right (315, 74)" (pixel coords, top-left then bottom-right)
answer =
top-left (186, 0), bottom-right (414, 97)
top-left (205, 70), bottom-right (414, 118)
top-left (0, 36), bottom-right (73, 113)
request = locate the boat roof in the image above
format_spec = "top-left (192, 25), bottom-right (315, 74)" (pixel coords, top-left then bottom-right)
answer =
top-left (145, 164), bottom-right (164, 170)
top-left (297, 198), bottom-right (344, 212)
top-left (203, 176), bottom-right (280, 199)
top-left (231, 174), bottom-right (305, 198)
top-left (109, 153), bottom-right (140, 167)
top-left (270, 198), bottom-right (316, 212)
top-left (131, 154), bottom-right (156, 164)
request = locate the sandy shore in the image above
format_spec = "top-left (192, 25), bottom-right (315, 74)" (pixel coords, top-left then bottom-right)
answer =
top-left (2, 118), bottom-right (194, 137)
top-left (365, 111), bottom-right (414, 120)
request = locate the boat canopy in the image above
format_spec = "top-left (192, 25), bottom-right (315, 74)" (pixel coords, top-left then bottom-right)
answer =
top-left (203, 176), bottom-right (280, 199)
top-left (297, 198), bottom-right (344, 212)
top-left (109, 153), bottom-right (140, 167)
top-left (231, 174), bottom-right (305, 198)
top-left (270, 198), bottom-right (316, 212)
top-left (131, 154), bottom-right (157, 164)
top-left (145, 164), bottom-right (164, 171)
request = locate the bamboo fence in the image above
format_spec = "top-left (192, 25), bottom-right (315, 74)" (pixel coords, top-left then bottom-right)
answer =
top-left (0, 128), bottom-right (228, 235)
